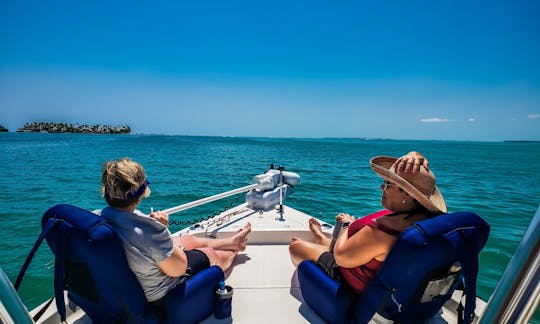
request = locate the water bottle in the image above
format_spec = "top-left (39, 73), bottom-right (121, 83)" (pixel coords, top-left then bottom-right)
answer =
top-left (214, 280), bottom-right (233, 319)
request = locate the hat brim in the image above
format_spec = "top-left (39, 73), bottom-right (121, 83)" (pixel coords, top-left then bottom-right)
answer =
top-left (370, 156), bottom-right (447, 214)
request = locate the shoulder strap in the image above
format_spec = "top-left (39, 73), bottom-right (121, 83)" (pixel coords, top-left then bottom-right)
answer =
top-left (444, 226), bottom-right (481, 324)
top-left (14, 218), bottom-right (67, 322)
top-left (14, 218), bottom-right (63, 290)
top-left (53, 221), bottom-right (72, 322)
top-left (32, 297), bottom-right (55, 322)
top-left (367, 220), bottom-right (401, 236)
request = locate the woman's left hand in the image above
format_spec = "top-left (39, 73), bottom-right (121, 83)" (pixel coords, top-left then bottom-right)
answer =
top-left (336, 213), bottom-right (355, 225)
top-left (150, 211), bottom-right (169, 227)
top-left (395, 151), bottom-right (429, 174)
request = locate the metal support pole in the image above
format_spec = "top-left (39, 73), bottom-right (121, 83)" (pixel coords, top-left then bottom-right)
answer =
top-left (277, 165), bottom-right (284, 221)
top-left (478, 205), bottom-right (540, 324)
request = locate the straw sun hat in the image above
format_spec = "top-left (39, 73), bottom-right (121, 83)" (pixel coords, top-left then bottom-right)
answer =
top-left (370, 156), bottom-right (447, 214)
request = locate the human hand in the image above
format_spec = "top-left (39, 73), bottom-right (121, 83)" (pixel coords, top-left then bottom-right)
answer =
top-left (336, 213), bottom-right (355, 225)
top-left (395, 151), bottom-right (429, 174)
top-left (150, 211), bottom-right (169, 227)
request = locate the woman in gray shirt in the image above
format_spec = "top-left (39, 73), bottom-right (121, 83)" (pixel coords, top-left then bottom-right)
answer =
top-left (97, 157), bottom-right (251, 304)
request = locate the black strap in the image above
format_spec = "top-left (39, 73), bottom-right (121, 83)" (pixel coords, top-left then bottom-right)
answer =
top-left (54, 221), bottom-right (71, 322)
top-left (445, 227), bottom-right (478, 324)
top-left (32, 296), bottom-right (55, 322)
top-left (376, 288), bottom-right (396, 316)
top-left (456, 289), bottom-right (465, 324)
top-left (14, 218), bottom-right (62, 290)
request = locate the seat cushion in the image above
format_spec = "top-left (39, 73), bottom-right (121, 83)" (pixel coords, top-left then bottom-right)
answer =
top-left (165, 265), bottom-right (225, 324)
top-left (298, 260), bottom-right (351, 324)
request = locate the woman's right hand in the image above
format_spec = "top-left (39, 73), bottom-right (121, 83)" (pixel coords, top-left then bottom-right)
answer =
top-left (150, 211), bottom-right (169, 227)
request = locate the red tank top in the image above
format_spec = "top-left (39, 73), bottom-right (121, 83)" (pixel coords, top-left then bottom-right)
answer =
top-left (339, 209), bottom-right (401, 294)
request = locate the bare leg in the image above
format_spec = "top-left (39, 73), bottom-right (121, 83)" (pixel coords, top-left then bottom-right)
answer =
top-left (214, 250), bottom-right (238, 271)
top-left (172, 223), bottom-right (251, 273)
top-left (174, 222), bottom-right (251, 252)
top-left (289, 237), bottom-right (329, 267)
top-left (309, 218), bottom-right (331, 246)
top-left (196, 247), bottom-right (238, 272)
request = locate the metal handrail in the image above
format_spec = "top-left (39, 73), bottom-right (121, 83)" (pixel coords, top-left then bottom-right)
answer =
top-left (478, 205), bottom-right (540, 324)
top-left (0, 266), bottom-right (34, 324)
top-left (162, 183), bottom-right (260, 215)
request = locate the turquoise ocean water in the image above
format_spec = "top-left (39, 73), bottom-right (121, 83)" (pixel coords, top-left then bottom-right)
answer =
top-left (1, 133), bottom-right (539, 321)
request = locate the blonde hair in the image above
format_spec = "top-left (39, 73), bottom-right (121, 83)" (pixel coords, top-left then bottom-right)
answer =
top-left (100, 158), bottom-right (151, 208)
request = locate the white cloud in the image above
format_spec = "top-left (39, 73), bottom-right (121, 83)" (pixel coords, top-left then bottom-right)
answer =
top-left (528, 114), bottom-right (540, 119)
top-left (468, 118), bottom-right (476, 122)
top-left (420, 117), bottom-right (450, 123)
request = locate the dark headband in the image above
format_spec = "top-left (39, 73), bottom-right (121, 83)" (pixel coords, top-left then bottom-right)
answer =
top-left (105, 179), bottom-right (150, 200)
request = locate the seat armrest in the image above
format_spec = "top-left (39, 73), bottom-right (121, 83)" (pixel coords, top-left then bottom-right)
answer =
top-left (298, 260), bottom-right (351, 323)
top-left (165, 265), bottom-right (225, 324)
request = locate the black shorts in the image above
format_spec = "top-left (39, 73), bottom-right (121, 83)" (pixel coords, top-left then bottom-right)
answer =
top-left (149, 249), bottom-right (211, 318)
top-left (184, 249), bottom-right (211, 276)
top-left (317, 251), bottom-right (344, 282)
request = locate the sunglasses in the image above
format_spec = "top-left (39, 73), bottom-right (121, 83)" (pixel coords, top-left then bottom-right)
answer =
top-left (381, 180), bottom-right (398, 191)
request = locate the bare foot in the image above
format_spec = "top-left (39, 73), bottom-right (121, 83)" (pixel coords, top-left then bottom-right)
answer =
top-left (290, 236), bottom-right (301, 243)
top-left (232, 222), bottom-right (251, 251)
top-left (309, 218), bottom-right (326, 244)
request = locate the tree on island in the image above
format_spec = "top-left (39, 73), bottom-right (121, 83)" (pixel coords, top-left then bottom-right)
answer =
top-left (16, 122), bottom-right (131, 134)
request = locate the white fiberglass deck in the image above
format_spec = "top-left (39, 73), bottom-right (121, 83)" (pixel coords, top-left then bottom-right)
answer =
top-left (176, 204), bottom-right (330, 323)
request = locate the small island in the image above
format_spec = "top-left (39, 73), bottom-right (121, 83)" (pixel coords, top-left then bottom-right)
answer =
top-left (16, 122), bottom-right (131, 134)
top-left (0, 125), bottom-right (8, 132)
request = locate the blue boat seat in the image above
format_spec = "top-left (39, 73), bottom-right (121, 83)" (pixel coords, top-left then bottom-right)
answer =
top-left (42, 204), bottom-right (224, 324)
top-left (298, 211), bottom-right (490, 324)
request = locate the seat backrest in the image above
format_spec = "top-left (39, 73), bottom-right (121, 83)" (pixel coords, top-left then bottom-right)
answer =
top-left (353, 211), bottom-right (490, 323)
top-left (42, 204), bottom-right (157, 323)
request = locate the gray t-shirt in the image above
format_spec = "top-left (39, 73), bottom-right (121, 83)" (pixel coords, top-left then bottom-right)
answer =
top-left (95, 207), bottom-right (181, 302)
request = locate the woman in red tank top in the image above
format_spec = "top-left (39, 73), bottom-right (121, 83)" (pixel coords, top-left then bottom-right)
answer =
top-left (289, 151), bottom-right (447, 295)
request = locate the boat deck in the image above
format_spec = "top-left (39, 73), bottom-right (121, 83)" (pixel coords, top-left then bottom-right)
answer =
top-left (202, 245), bottom-right (324, 323)
top-left (177, 204), bottom-right (328, 323)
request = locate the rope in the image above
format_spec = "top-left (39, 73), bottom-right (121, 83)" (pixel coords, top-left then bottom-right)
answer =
top-left (204, 207), bottom-right (250, 236)
top-left (169, 194), bottom-right (245, 226)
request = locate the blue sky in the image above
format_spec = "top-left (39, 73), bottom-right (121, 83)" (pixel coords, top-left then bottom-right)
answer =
top-left (1, 1), bottom-right (539, 141)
